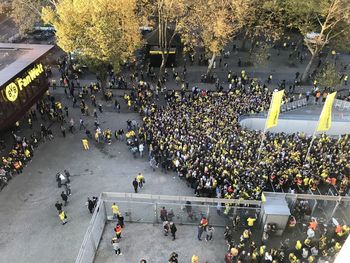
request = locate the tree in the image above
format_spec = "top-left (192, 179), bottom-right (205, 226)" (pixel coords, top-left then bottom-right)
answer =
top-left (178, 0), bottom-right (241, 77)
top-left (136, 0), bottom-right (190, 81)
top-left (315, 64), bottom-right (341, 89)
top-left (253, 43), bottom-right (271, 76)
top-left (235, 0), bottom-right (285, 51)
top-left (42, 0), bottom-right (142, 87)
top-left (2, 0), bottom-right (58, 35)
top-left (283, 0), bottom-right (350, 82)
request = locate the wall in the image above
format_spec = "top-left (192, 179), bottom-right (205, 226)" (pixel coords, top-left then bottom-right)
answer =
top-left (240, 117), bottom-right (350, 135)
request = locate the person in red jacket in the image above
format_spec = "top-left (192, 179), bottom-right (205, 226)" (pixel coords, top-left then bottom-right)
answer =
top-left (114, 224), bottom-right (122, 240)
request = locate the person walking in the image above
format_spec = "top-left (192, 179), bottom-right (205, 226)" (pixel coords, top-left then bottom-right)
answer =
top-left (168, 252), bottom-right (178, 262)
top-left (139, 143), bottom-right (144, 158)
top-left (132, 178), bottom-right (138, 193)
top-left (64, 169), bottom-right (71, 183)
top-left (111, 237), bottom-right (122, 255)
top-left (170, 222), bottom-right (177, 240)
top-left (69, 118), bottom-right (74, 133)
top-left (87, 198), bottom-right (95, 213)
top-left (114, 224), bottom-right (122, 240)
top-left (160, 207), bottom-right (168, 221)
top-left (60, 124), bottom-right (66, 138)
top-left (117, 212), bottom-right (125, 228)
top-left (64, 183), bottom-right (71, 196)
top-left (82, 138), bottom-right (89, 150)
top-left (61, 191), bottom-right (68, 206)
top-left (59, 210), bottom-right (68, 225)
top-left (64, 106), bottom-right (69, 117)
top-left (111, 203), bottom-right (119, 219)
top-left (247, 215), bottom-right (256, 230)
top-left (55, 201), bottom-right (63, 213)
top-left (197, 224), bottom-right (204, 241)
top-left (191, 255), bottom-right (199, 263)
top-left (205, 225), bottom-right (214, 241)
top-left (163, 221), bottom-right (170, 236)
top-left (136, 173), bottom-right (144, 188)
top-left (198, 217), bottom-right (208, 241)
top-left (79, 118), bottom-right (86, 130)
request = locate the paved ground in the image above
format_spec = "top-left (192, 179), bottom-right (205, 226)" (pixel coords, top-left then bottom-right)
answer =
top-left (95, 223), bottom-right (226, 263)
top-left (0, 93), bottom-right (193, 263)
top-left (1, 39), bottom-right (350, 263)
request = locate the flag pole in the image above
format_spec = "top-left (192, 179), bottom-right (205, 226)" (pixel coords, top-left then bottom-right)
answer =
top-left (257, 96), bottom-right (273, 161)
top-left (257, 90), bottom-right (285, 161)
top-left (304, 127), bottom-right (318, 163)
top-left (304, 91), bottom-right (336, 163)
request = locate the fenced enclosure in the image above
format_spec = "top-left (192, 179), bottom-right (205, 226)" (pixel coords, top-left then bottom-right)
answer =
top-left (75, 192), bottom-right (350, 263)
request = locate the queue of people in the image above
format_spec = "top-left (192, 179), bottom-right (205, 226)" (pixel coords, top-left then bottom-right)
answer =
top-left (224, 214), bottom-right (349, 263)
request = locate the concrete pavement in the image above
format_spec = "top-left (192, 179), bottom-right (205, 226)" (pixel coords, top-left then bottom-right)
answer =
top-left (1, 40), bottom-right (350, 263)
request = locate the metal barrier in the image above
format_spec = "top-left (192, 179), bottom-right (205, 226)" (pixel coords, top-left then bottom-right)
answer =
top-left (75, 192), bottom-right (350, 263)
top-left (264, 192), bottom-right (350, 225)
top-left (281, 98), bottom-right (307, 113)
top-left (75, 192), bottom-right (261, 263)
top-left (334, 99), bottom-right (350, 111)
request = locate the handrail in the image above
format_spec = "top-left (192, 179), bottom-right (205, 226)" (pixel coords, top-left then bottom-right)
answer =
top-left (263, 192), bottom-right (350, 202)
top-left (75, 193), bottom-right (103, 263)
top-left (101, 192), bottom-right (262, 206)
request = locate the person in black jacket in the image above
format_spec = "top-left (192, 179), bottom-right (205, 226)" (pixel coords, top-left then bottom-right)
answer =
top-left (168, 252), bottom-right (178, 263)
top-left (132, 178), bottom-right (138, 193)
top-left (170, 222), bottom-right (177, 240)
top-left (87, 198), bottom-right (94, 213)
top-left (61, 191), bottom-right (68, 206)
top-left (55, 201), bottom-right (63, 212)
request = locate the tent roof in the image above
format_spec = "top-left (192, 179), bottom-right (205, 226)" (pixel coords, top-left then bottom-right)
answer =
top-left (145, 27), bottom-right (181, 47)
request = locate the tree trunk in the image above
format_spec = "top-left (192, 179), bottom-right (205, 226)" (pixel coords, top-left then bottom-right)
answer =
top-left (100, 77), bottom-right (107, 91)
top-left (97, 69), bottom-right (108, 92)
top-left (240, 32), bottom-right (248, 51)
top-left (206, 53), bottom-right (216, 77)
top-left (302, 53), bottom-right (317, 83)
top-left (158, 52), bottom-right (169, 82)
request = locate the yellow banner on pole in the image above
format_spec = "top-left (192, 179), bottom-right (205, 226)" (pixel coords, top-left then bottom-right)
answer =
top-left (266, 90), bottom-right (284, 129)
top-left (317, 92), bottom-right (337, 131)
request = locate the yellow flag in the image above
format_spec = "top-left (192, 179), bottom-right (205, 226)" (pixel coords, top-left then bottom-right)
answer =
top-left (317, 92), bottom-right (337, 131)
top-left (266, 90), bottom-right (284, 129)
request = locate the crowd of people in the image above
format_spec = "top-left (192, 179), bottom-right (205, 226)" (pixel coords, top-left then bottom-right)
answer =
top-left (2, 42), bottom-right (350, 262)
top-left (134, 73), bottom-right (350, 200)
top-left (224, 212), bottom-right (349, 263)
top-left (0, 96), bottom-right (62, 190)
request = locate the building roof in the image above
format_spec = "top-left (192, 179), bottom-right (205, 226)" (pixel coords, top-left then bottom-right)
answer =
top-left (0, 43), bottom-right (54, 87)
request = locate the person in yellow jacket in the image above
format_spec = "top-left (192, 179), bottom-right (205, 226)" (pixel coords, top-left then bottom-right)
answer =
top-left (288, 252), bottom-right (298, 263)
top-left (82, 138), bottom-right (89, 150)
top-left (111, 203), bottom-right (119, 219)
top-left (136, 173), bottom-right (145, 188)
top-left (247, 216), bottom-right (256, 228)
top-left (59, 210), bottom-right (68, 225)
top-left (24, 148), bottom-right (31, 158)
top-left (191, 255), bottom-right (199, 263)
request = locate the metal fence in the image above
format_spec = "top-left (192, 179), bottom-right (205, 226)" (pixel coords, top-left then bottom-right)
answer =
top-left (280, 97), bottom-right (308, 113)
top-left (264, 192), bottom-right (350, 225)
top-left (75, 192), bottom-right (350, 263)
top-left (75, 192), bottom-right (261, 263)
top-left (334, 99), bottom-right (350, 111)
